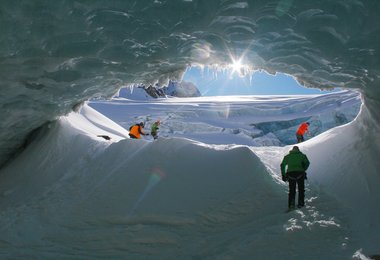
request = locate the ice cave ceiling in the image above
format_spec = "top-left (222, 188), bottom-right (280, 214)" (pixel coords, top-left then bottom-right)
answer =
top-left (0, 0), bottom-right (380, 167)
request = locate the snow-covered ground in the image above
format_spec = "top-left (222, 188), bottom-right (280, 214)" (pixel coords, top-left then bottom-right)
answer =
top-left (1, 90), bottom-right (378, 259)
top-left (92, 87), bottom-right (361, 147)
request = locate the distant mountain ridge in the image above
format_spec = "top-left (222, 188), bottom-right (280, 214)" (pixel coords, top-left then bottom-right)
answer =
top-left (117, 80), bottom-right (201, 99)
top-left (163, 80), bottom-right (201, 97)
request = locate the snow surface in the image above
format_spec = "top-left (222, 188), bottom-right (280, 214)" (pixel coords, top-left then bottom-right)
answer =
top-left (91, 89), bottom-right (361, 147)
top-left (0, 91), bottom-right (379, 259)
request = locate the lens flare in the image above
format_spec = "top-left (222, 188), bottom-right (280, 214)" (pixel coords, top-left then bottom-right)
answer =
top-left (128, 167), bottom-right (166, 216)
top-left (216, 103), bottom-right (230, 119)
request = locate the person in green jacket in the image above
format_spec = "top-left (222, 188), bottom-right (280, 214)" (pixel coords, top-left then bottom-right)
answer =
top-left (281, 146), bottom-right (310, 210)
top-left (151, 120), bottom-right (160, 140)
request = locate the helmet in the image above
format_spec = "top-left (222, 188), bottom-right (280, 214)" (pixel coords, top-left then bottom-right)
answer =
top-left (139, 122), bottom-right (144, 127)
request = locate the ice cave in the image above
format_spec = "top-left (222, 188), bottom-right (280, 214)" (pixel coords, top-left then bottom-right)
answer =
top-left (0, 1), bottom-right (379, 258)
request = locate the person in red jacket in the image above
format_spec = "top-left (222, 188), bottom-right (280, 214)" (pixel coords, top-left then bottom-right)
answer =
top-left (296, 122), bottom-right (310, 143)
top-left (129, 122), bottom-right (149, 139)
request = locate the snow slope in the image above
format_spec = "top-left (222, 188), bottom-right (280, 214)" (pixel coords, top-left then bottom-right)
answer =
top-left (0, 93), bottom-right (377, 259)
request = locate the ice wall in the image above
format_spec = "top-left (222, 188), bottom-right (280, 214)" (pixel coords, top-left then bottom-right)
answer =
top-left (0, 1), bottom-right (379, 167)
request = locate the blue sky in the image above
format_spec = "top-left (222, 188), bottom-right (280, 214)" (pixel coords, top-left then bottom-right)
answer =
top-left (183, 66), bottom-right (338, 96)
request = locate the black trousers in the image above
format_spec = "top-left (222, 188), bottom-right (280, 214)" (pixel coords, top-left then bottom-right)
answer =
top-left (287, 171), bottom-right (305, 208)
top-left (296, 134), bottom-right (304, 143)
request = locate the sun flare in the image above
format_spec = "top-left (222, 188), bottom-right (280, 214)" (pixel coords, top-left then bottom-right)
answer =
top-left (230, 59), bottom-right (243, 73)
top-left (227, 56), bottom-right (250, 78)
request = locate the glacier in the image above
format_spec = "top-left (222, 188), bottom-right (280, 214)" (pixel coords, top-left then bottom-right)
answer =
top-left (92, 88), bottom-right (361, 147)
top-left (0, 0), bottom-right (380, 258)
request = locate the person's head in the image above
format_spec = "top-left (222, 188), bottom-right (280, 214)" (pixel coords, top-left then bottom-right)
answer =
top-left (292, 146), bottom-right (300, 151)
top-left (139, 122), bottom-right (145, 127)
top-left (306, 122), bottom-right (310, 125)
top-left (156, 120), bottom-right (160, 125)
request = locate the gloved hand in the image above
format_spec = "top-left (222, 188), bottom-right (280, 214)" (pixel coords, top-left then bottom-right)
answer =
top-left (282, 175), bottom-right (288, 182)
top-left (304, 172), bottom-right (308, 180)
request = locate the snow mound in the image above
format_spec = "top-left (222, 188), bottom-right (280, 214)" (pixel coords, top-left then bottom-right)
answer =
top-left (0, 104), bottom-right (377, 258)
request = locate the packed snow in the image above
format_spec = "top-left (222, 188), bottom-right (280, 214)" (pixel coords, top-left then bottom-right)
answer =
top-left (1, 89), bottom-right (379, 259)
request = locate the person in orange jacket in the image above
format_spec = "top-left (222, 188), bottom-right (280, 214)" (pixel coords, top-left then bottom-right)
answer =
top-left (129, 122), bottom-right (149, 139)
top-left (296, 122), bottom-right (310, 143)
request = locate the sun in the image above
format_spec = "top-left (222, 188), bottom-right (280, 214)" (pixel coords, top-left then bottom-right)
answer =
top-left (230, 58), bottom-right (243, 74)
top-left (227, 56), bottom-right (249, 77)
